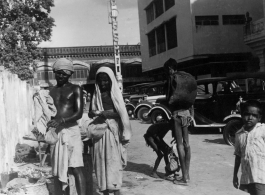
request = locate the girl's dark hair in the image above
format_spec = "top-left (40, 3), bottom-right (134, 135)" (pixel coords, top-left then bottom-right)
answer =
top-left (241, 99), bottom-right (263, 115)
top-left (163, 58), bottom-right (178, 71)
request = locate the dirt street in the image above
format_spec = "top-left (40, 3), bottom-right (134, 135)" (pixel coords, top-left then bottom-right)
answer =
top-left (93, 120), bottom-right (242, 195)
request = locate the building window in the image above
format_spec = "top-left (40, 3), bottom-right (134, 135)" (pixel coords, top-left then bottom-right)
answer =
top-left (147, 17), bottom-right (178, 57)
top-left (72, 71), bottom-right (77, 79)
top-left (146, 4), bottom-right (155, 24)
top-left (165, 0), bottom-right (174, 11)
top-left (148, 30), bottom-right (156, 57)
top-left (166, 17), bottom-right (177, 50)
top-left (222, 15), bottom-right (245, 25)
top-left (81, 70), bottom-right (84, 78)
top-left (195, 16), bottom-right (219, 26)
top-left (48, 72), bottom-right (52, 80)
top-left (154, 0), bottom-right (164, 18)
top-left (157, 25), bottom-right (166, 54)
top-left (77, 70), bottom-right (81, 78)
top-left (84, 70), bottom-right (88, 78)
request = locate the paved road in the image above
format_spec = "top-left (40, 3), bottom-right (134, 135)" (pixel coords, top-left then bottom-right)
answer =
top-left (95, 120), bottom-right (242, 195)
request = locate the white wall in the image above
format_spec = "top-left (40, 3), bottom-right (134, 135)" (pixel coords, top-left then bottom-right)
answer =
top-left (0, 70), bottom-right (35, 175)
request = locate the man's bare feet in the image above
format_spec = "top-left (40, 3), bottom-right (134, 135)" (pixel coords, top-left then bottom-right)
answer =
top-left (175, 176), bottom-right (190, 182)
top-left (150, 172), bottom-right (160, 178)
top-left (173, 178), bottom-right (188, 186)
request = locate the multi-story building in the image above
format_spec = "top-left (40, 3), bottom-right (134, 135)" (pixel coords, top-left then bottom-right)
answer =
top-left (244, 0), bottom-right (265, 71)
top-left (138, 0), bottom-right (264, 79)
top-left (35, 45), bottom-right (153, 91)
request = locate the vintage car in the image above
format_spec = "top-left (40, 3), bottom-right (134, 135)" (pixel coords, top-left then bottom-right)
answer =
top-left (132, 81), bottom-right (166, 122)
top-left (126, 81), bottom-right (165, 118)
top-left (123, 82), bottom-right (150, 102)
top-left (147, 72), bottom-right (265, 143)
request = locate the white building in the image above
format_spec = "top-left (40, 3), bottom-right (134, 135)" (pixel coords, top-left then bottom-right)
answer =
top-left (138, 0), bottom-right (264, 79)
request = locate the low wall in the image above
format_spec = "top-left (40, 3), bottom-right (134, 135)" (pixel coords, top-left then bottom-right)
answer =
top-left (0, 70), bottom-right (35, 174)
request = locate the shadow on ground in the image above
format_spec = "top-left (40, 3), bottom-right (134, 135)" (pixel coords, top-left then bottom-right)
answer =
top-left (125, 161), bottom-right (165, 178)
top-left (203, 138), bottom-right (227, 145)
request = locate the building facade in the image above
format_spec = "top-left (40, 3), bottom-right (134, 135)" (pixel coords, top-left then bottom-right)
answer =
top-left (138, 0), bottom-right (264, 79)
top-left (35, 44), bottom-right (153, 89)
top-left (243, 0), bottom-right (265, 72)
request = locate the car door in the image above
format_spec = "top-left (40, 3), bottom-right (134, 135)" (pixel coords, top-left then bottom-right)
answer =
top-left (194, 82), bottom-right (219, 122)
top-left (214, 79), bottom-right (247, 122)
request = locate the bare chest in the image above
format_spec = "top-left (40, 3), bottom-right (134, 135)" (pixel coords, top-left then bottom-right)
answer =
top-left (50, 87), bottom-right (74, 105)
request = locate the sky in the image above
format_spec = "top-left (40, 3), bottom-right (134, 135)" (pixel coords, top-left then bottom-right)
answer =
top-left (39, 0), bottom-right (140, 48)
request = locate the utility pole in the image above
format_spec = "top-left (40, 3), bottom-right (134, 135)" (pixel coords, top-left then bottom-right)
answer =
top-left (109, 0), bottom-right (123, 92)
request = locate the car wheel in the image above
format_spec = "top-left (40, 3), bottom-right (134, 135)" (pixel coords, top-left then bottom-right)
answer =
top-left (137, 107), bottom-right (151, 123)
top-left (223, 119), bottom-right (243, 146)
top-left (126, 105), bottom-right (134, 118)
top-left (151, 110), bottom-right (168, 124)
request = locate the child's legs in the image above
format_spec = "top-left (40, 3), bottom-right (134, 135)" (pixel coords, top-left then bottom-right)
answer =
top-left (172, 116), bottom-right (188, 181)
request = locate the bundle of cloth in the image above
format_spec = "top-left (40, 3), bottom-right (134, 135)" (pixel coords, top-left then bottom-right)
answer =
top-left (32, 88), bottom-right (57, 142)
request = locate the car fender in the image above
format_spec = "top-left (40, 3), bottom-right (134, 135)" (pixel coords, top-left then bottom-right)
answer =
top-left (125, 103), bottom-right (136, 110)
top-left (134, 101), bottom-right (153, 115)
top-left (147, 105), bottom-right (172, 120)
top-left (223, 114), bottom-right (241, 123)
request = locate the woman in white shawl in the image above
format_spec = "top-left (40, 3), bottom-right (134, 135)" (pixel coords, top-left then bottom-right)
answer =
top-left (89, 67), bottom-right (132, 195)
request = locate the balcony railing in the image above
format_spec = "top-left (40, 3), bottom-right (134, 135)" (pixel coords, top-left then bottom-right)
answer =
top-left (244, 18), bottom-right (265, 36)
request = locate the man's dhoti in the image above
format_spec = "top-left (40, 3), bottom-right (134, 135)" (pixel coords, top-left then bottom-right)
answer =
top-left (50, 122), bottom-right (84, 190)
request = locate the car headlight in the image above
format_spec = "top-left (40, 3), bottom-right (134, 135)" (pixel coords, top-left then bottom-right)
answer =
top-left (138, 98), bottom-right (143, 103)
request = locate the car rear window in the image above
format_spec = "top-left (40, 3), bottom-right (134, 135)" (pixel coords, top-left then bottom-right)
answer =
top-left (197, 84), bottom-right (213, 95)
top-left (247, 78), bottom-right (265, 93)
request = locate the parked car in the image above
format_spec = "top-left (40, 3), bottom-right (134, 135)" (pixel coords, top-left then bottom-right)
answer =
top-left (123, 83), bottom-right (151, 116)
top-left (132, 81), bottom-right (166, 122)
top-left (123, 83), bottom-right (151, 102)
top-left (147, 72), bottom-right (265, 142)
top-left (125, 81), bottom-right (165, 118)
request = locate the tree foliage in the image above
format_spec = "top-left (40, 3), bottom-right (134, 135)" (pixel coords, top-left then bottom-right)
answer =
top-left (0, 0), bottom-right (55, 80)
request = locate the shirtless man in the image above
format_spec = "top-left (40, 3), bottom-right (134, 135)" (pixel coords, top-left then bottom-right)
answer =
top-left (48, 58), bottom-right (85, 195)
top-left (164, 58), bottom-right (195, 185)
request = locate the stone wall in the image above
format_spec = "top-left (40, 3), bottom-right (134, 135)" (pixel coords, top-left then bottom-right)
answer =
top-left (0, 70), bottom-right (35, 174)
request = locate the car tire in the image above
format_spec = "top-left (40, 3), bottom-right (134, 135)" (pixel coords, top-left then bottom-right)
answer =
top-left (137, 107), bottom-right (151, 123)
top-left (151, 110), bottom-right (168, 124)
top-left (223, 119), bottom-right (243, 146)
top-left (126, 105), bottom-right (134, 118)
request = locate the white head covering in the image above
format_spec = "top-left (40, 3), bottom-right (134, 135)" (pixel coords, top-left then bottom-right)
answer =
top-left (91, 67), bottom-right (132, 142)
top-left (52, 58), bottom-right (74, 75)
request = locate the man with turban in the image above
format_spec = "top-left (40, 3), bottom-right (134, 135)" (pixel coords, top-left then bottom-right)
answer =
top-left (48, 58), bottom-right (86, 195)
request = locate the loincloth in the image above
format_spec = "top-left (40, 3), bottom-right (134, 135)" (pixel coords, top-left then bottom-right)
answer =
top-left (172, 110), bottom-right (192, 127)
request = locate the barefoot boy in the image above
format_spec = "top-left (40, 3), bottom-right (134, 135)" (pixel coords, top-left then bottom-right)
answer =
top-left (143, 122), bottom-right (173, 178)
top-left (233, 100), bottom-right (265, 195)
top-left (164, 58), bottom-right (196, 185)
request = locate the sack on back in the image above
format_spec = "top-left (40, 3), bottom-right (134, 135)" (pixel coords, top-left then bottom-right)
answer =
top-left (168, 71), bottom-right (197, 110)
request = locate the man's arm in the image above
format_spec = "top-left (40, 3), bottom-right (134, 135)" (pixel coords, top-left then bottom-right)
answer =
top-left (233, 155), bottom-right (241, 189)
